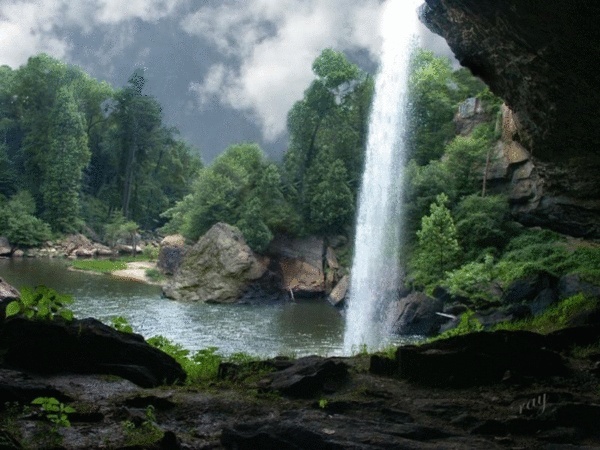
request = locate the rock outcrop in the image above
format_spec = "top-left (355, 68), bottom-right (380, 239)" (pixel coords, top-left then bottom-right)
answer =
top-left (268, 235), bottom-right (326, 298)
top-left (157, 234), bottom-right (187, 275)
top-left (421, 1), bottom-right (600, 238)
top-left (388, 292), bottom-right (445, 336)
top-left (0, 316), bottom-right (186, 387)
top-left (162, 223), bottom-right (268, 303)
top-left (0, 236), bottom-right (11, 256)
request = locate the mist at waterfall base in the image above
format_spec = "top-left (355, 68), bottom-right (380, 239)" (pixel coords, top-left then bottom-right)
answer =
top-left (343, 0), bottom-right (421, 354)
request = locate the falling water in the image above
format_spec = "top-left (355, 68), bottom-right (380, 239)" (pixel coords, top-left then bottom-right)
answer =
top-left (343, 0), bottom-right (421, 353)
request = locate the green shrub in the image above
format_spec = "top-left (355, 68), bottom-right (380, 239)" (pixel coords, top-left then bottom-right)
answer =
top-left (31, 397), bottom-right (75, 429)
top-left (564, 247), bottom-right (600, 285)
top-left (444, 254), bottom-right (497, 303)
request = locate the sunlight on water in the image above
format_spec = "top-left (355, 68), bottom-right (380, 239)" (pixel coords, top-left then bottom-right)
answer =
top-left (343, 0), bottom-right (421, 353)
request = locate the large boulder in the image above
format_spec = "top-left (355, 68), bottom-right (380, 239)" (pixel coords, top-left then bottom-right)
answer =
top-left (0, 317), bottom-right (186, 388)
top-left (162, 223), bottom-right (268, 303)
top-left (268, 235), bottom-right (325, 297)
top-left (389, 292), bottom-right (445, 336)
top-left (328, 275), bottom-right (349, 307)
top-left (157, 234), bottom-right (187, 275)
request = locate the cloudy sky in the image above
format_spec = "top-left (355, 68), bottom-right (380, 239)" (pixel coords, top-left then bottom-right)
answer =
top-left (0, 0), bottom-right (455, 161)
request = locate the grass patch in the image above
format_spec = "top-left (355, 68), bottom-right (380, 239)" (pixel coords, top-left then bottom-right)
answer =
top-left (570, 341), bottom-right (600, 359)
top-left (71, 259), bottom-right (128, 273)
top-left (493, 294), bottom-right (598, 334)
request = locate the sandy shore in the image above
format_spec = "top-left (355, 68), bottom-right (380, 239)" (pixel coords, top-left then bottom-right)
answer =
top-left (111, 261), bottom-right (162, 285)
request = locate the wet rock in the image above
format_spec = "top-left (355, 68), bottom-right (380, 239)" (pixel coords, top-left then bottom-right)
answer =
top-left (328, 275), bottom-right (349, 307)
top-left (503, 272), bottom-right (558, 304)
top-left (157, 234), bottom-right (187, 276)
top-left (389, 292), bottom-right (445, 336)
top-left (221, 422), bottom-right (336, 450)
top-left (259, 356), bottom-right (348, 398)
top-left (558, 275), bottom-right (600, 301)
top-left (0, 368), bottom-right (69, 405)
top-left (0, 317), bottom-right (186, 388)
top-left (396, 330), bottom-right (567, 387)
top-left (163, 223), bottom-right (268, 303)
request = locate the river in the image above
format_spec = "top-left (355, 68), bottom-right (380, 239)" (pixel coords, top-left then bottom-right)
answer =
top-left (0, 258), bottom-right (347, 357)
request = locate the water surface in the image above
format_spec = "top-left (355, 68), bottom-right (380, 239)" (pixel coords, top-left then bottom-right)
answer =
top-left (0, 258), bottom-right (345, 357)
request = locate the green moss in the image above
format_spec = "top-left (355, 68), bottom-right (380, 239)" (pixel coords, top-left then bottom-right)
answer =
top-left (493, 294), bottom-right (598, 334)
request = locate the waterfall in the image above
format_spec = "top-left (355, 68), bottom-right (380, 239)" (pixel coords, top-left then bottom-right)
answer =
top-left (343, 0), bottom-right (420, 353)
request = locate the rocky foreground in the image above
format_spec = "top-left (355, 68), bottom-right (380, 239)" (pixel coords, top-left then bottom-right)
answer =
top-left (1, 313), bottom-right (600, 449)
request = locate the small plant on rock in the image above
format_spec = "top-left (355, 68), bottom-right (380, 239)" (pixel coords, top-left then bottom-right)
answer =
top-left (5, 286), bottom-right (74, 321)
top-left (110, 316), bottom-right (133, 333)
top-left (31, 397), bottom-right (75, 430)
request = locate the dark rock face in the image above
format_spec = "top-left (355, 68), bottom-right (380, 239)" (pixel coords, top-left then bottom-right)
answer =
top-left (421, 1), bottom-right (600, 238)
top-left (394, 330), bottom-right (568, 387)
top-left (420, 0), bottom-right (600, 160)
top-left (0, 317), bottom-right (186, 387)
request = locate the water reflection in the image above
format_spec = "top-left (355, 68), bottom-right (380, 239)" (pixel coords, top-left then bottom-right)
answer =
top-left (0, 258), bottom-right (346, 357)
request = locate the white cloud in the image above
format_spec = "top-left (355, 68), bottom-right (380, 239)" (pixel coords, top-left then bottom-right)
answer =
top-left (182, 0), bottom-right (387, 141)
top-left (0, 0), bottom-right (188, 68)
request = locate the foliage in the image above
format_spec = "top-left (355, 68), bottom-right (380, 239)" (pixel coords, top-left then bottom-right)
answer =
top-left (493, 294), bottom-right (598, 334)
top-left (0, 191), bottom-right (52, 249)
top-left (5, 286), bottom-right (74, 321)
top-left (454, 194), bottom-right (514, 259)
top-left (70, 259), bottom-right (127, 273)
top-left (444, 254), bottom-right (497, 303)
top-left (42, 87), bottom-right (90, 233)
top-left (283, 48), bottom-right (372, 235)
top-left (142, 245), bottom-right (159, 261)
top-left (427, 310), bottom-right (483, 343)
top-left (494, 229), bottom-right (568, 283)
top-left (165, 143), bottom-right (287, 252)
top-left (110, 316), bottom-right (133, 333)
top-left (0, 53), bottom-right (200, 237)
top-left (103, 212), bottom-right (139, 249)
top-left (31, 397), bottom-right (75, 429)
top-left (411, 193), bottom-right (461, 288)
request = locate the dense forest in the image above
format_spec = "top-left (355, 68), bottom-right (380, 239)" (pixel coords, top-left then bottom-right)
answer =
top-left (1, 48), bottom-right (598, 301)
top-left (0, 55), bottom-right (201, 247)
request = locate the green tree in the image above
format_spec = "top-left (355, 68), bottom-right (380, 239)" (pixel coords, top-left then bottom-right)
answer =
top-left (283, 49), bottom-right (371, 234)
top-left (454, 194), bottom-right (514, 259)
top-left (0, 191), bottom-right (52, 250)
top-left (307, 158), bottom-right (354, 233)
top-left (412, 193), bottom-right (461, 287)
top-left (42, 87), bottom-right (90, 232)
top-left (236, 197), bottom-right (273, 252)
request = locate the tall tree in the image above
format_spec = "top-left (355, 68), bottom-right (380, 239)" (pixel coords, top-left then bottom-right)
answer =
top-left (412, 193), bottom-right (461, 287)
top-left (42, 87), bottom-right (90, 232)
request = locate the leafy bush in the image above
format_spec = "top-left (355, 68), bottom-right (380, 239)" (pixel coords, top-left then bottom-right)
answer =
top-left (144, 268), bottom-right (164, 282)
top-left (444, 254), bottom-right (497, 303)
top-left (0, 191), bottom-right (52, 249)
top-left (6, 286), bottom-right (74, 321)
top-left (495, 229), bottom-right (569, 283)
